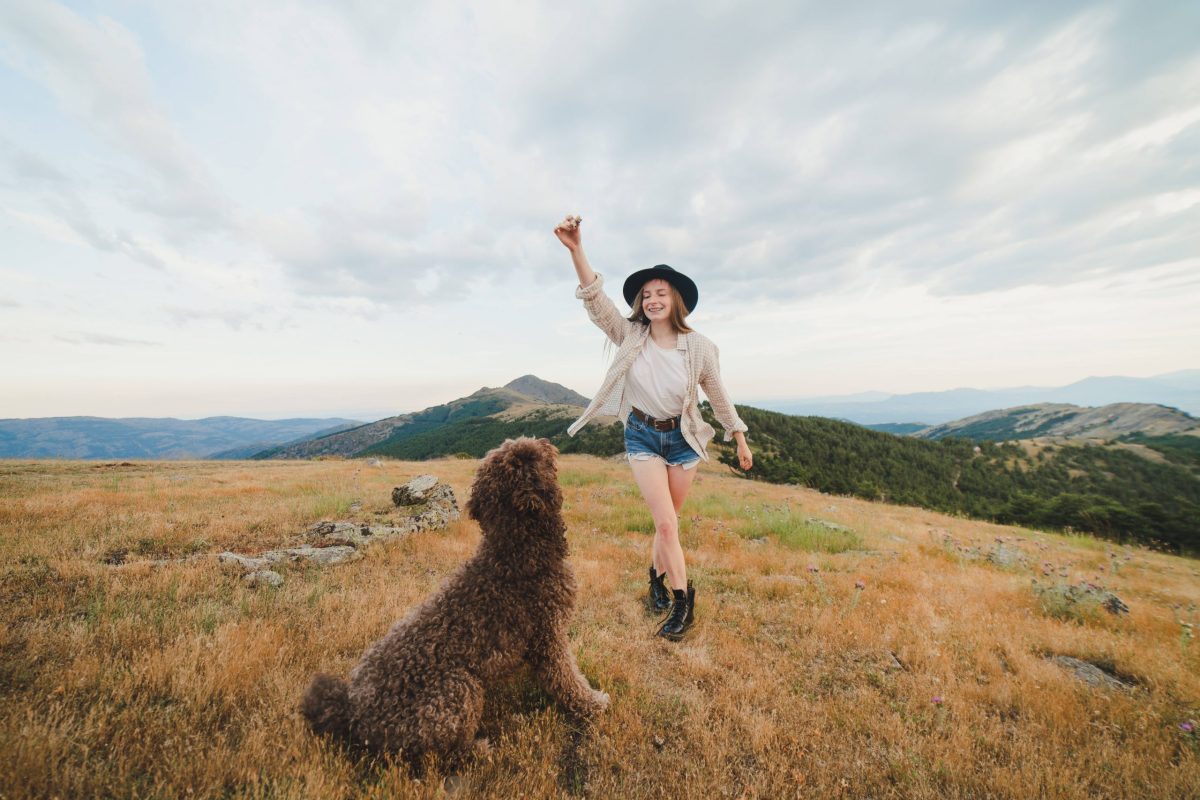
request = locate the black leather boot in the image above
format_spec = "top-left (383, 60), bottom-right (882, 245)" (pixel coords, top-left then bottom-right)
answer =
top-left (656, 580), bottom-right (695, 641)
top-left (647, 566), bottom-right (671, 612)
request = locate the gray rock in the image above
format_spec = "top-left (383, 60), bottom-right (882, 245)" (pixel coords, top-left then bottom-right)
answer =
top-left (243, 569), bottom-right (283, 587)
top-left (392, 474), bottom-right (439, 505)
top-left (217, 476), bottom-right (459, 577)
top-left (307, 521), bottom-right (375, 548)
top-left (217, 551), bottom-right (270, 571)
top-left (1102, 593), bottom-right (1130, 615)
top-left (807, 518), bottom-right (850, 531)
top-left (1048, 655), bottom-right (1135, 691)
top-left (261, 545), bottom-right (361, 566)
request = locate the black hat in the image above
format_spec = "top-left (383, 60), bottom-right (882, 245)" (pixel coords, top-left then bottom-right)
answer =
top-left (623, 264), bottom-right (699, 314)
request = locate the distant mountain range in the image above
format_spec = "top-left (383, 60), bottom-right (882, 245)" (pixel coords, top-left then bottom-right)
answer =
top-left (2, 369), bottom-right (1197, 461)
top-left (0, 416), bottom-right (362, 459)
top-left (907, 402), bottom-right (1199, 442)
top-left (754, 369), bottom-right (1200, 425)
top-left (4, 374), bottom-right (1196, 550)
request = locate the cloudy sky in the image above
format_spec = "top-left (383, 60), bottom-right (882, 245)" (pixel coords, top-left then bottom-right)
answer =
top-left (1, 0), bottom-right (1197, 420)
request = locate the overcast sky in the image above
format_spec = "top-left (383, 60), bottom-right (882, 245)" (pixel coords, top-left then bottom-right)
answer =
top-left (1, 0), bottom-right (1197, 420)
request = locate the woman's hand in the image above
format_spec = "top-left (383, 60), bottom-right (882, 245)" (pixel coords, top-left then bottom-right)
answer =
top-left (554, 214), bottom-right (582, 251)
top-left (736, 440), bottom-right (753, 471)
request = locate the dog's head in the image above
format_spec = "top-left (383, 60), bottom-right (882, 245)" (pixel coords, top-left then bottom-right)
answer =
top-left (465, 436), bottom-right (562, 526)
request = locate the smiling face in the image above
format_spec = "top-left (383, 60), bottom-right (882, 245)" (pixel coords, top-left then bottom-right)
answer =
top-left (639, 278), bottom-right (674, 322)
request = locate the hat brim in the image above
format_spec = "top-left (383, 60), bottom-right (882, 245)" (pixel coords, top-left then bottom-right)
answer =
top-left (623, 266), bottom-right (698, 313)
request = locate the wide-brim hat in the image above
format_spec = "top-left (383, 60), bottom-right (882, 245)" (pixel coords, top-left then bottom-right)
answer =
top-left (623, 264), bottom-right (698, 314)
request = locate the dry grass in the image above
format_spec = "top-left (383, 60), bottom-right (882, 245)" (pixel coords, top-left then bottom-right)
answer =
top-left (2, 455), bottom-right (1198, 799)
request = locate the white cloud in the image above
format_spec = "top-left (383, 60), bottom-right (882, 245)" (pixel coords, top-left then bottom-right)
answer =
top-left (0, 0), bottom-right (1196, 417)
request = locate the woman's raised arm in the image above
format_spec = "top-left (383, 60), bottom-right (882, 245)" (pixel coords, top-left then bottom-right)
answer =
top-left (556, 214), bottom-right (630, 346)
top-left (555, 214), bottom-right (595, 287)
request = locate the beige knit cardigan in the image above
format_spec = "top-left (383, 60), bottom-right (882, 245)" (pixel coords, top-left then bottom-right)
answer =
top-left (566, 271), bottom-right (748, 464)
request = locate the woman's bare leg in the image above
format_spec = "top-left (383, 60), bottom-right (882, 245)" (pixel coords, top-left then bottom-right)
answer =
top-left (629, 458), bottom-right (697, 592)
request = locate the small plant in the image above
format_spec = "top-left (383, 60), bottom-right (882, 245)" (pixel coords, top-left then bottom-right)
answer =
top-left (807, 564), bottom-right (831, 606)
top-left (846, 578), bottom-right (866, 614)
top-left (1174, 603), bottom-right (1196, 657)
top-left (1180, 719), bottom-right (1198, 753)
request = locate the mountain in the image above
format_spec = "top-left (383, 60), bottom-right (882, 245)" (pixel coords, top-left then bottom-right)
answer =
top-left (502, 374), bottom-right (590, 406)
top-left (1144, 368), bottom-right (1200, 391)
top-left (254, 375), bottom-right (603, 460)
top-left (755, 369), bottom-right (1200, 425)
top-left (910, 402), bottom-right (1200, 442)
top-left (0, 416), bottom-right (363, 460)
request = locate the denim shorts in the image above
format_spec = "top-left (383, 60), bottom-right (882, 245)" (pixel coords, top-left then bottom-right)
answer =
top-left (624, 409), bottom-right (701, 470)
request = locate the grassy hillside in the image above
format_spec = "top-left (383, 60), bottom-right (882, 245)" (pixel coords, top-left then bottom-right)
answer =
top-left (2, 457), bottom-right (1198, 798)
top-left (1119, 431), bottom-right (1200, 475)
top-left (730, 405), bottom-right (1200, 555)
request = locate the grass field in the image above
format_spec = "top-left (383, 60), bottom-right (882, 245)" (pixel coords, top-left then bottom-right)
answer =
top-left (2, 454), bottom-right (1198, 798)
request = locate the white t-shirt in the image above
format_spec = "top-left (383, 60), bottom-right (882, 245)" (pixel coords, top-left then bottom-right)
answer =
top-left (625, 335), bottom-right (688, 420)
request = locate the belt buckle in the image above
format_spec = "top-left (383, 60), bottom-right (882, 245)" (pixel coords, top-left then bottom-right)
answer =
top-left (652, 417), bottom-right (674, 431)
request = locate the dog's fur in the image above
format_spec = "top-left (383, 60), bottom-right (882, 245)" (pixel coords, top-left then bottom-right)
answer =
top-left (300, 436), bottom-right (609, 764)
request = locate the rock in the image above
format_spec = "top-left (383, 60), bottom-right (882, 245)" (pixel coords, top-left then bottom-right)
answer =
top-left (218, 551), bottom-right (270, 571)
top-left (392, 474), bottom-right (440, 505)
top-left (243, 570), bottom-right (283, 587)
top-left (261, 545), bottom-right (361, 567)
top-left (366, 458), bottom-right (383, 467)
top-left (307, 521), bottom-right (375, 548)
top-left (1047, 655), bottom-right (1135, 691)
top-left (1102, 593), bottom-right (1130, 615)
top-left (216, 476), bottom-right (458, 578)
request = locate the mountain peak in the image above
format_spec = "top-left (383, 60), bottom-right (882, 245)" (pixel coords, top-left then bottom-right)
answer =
top-left (503, 375), bottom-right (590, 407)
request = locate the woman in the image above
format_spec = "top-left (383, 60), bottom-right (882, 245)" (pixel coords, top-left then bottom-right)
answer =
top-left (554, 213), bottom-right (753, 641)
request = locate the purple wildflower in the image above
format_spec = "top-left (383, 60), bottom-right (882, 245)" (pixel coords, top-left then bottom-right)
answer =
top-left (1182, 721), bottom-right (1196, 733)
top-left (931, 696), bottom-right (944, 704)
top-left (807, 564), bottom-right (819, 573)
top-left (855, 579), bottom-right (866, 590)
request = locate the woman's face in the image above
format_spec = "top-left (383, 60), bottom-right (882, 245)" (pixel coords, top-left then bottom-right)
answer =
top-left (640, 278), bottom-right (673, 321)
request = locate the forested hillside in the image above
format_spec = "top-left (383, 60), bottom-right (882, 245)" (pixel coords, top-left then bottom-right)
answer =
top-left (723, 405), bottom-right (1199, 555)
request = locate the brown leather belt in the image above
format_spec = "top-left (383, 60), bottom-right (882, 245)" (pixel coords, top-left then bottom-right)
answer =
top-left (631, 405), bottom-right (681, 431)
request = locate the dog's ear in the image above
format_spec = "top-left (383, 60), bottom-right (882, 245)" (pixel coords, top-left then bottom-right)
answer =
top-left (466, 438), bottom-right (524, 524)
top-left (465, 455), bottom-right (503, 524)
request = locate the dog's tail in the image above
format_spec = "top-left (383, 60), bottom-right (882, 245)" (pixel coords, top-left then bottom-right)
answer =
top-left (301, 672), bottom-right (353, 742)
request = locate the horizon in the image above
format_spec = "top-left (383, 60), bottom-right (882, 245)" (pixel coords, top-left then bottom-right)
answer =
top-left (1, 366), bottom-right (1195, 422)
top-left (2, 2), bottom-right (1198, 420)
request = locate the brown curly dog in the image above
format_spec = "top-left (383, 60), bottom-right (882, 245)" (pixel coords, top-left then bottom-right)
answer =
top-left (301, 436), bottom-right (609, 765)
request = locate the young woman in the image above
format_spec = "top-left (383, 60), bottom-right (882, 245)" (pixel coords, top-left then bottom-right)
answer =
top-left (554, 213), bottom-right (753, 641)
